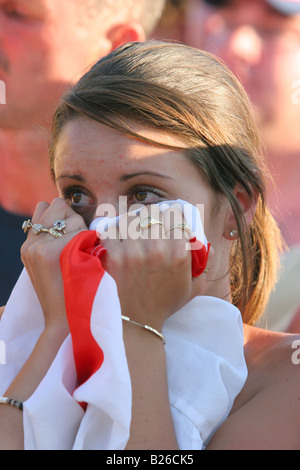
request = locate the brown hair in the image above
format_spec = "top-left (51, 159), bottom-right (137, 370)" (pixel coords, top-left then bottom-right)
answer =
top-left (50, 41), bottom-right (283, 325)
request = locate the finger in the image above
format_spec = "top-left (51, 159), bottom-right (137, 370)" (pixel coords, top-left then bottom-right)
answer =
top-left (99, 225), bottom-right (123, 274)
top-left (30, 199), bottom-right (87, 238)
top-left (24, 201), bottom-right (50, 240)
top-left (138, 205), bottom-right (164, 240)
top-left (38, 198), bottom-right (82, 226)
top-left (162, 205), bottom-right (190, 241)
top-left (32, 201), bottom-right (50, 224)
top-left (25, 216), bottom-right (87, 257)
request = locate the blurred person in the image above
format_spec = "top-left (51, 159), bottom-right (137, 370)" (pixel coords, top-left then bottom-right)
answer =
top-left (183, 0), bottom-right (300, 332)
top-left (151, 0), bottom-right (186, 42)
top-left (0, 0), bottom-right (166, 306)
top-left (287, 305), bottom-right (300, 333)
top-left (183, 0), bottom-right (300, 246)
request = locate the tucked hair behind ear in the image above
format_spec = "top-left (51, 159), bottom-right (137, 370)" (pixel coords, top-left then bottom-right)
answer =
top-left (50, 41), bottom-right (283, 325)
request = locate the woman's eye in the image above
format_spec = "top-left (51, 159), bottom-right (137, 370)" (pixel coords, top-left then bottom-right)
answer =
top-left (70, 191), bottom-right (89, 206)
top-left (128, 186), bottom-right (165, 205)
top-left (62, 187), bottom-right (97, 226)
top-left (135, 191), bottom-right (149, 202)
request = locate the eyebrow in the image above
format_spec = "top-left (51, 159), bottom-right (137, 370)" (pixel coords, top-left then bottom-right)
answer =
top-left (56, 171), bottom-right (174, 183)
top-left (120, 171), bottom-right (174, 182)
top-left (55, 174), bottom-right (86, 182)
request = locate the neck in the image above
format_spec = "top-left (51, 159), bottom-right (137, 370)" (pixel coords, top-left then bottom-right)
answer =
top-left (0, 128), bottom-right (58, 216)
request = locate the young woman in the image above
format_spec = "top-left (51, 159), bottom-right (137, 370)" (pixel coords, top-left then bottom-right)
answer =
top-left (0, 41), bottom-right (299, 450)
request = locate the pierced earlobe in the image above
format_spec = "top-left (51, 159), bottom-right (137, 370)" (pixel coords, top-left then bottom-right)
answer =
top-left (224, 228), bottom-right (238, 241)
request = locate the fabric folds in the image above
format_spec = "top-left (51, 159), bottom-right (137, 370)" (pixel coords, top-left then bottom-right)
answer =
top-left (0, 201), bottom-right (247, 449)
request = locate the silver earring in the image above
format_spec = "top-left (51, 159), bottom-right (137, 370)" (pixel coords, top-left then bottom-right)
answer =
top-left (230, 229), bottom-right (237, 238)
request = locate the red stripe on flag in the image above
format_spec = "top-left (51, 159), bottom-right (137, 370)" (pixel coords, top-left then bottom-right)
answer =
top-left (190, 238), bottom-right (211, 277)
top-left (60, 229), bottom-right (209, 409)
top-left (60, 231), bottom-right (107, 406)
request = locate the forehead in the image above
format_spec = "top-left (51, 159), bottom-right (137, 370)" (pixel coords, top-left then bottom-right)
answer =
top-left (53, 117), bottom-right (187, 176)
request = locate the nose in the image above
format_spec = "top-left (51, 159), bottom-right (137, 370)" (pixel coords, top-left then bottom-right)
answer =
top-left (220, 25), bottom-right (263, 77)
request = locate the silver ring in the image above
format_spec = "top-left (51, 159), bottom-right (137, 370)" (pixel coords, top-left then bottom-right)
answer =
top-left (139, 216), bottom-right (163, 230)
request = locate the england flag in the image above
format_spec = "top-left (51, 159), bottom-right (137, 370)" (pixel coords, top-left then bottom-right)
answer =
top-left (0, 201), bottom-right (247, 450)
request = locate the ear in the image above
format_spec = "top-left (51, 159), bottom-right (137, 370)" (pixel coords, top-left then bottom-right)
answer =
top-left (223, 183), bottom-right (258, 241)
top-left (107, 22), bottom-right (146, 50)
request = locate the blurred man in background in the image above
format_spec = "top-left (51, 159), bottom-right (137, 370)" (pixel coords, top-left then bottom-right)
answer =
top-left (151, 0), bottom-right (186, 42)
top-left (183, 0), bottom-right (300, 331)
top-left (0, 0), bottom-right (166, 306)
top-left (184, 0), bottom-right (300, 246)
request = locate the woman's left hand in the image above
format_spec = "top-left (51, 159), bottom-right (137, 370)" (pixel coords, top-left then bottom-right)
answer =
top-left (21, 198), bottom-right (88, 331)
top-left (100, 205), bottom-right (204, 332)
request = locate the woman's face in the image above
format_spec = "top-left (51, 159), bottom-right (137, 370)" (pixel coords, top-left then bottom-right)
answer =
top-left (53, 116), bottom-right (233, 298)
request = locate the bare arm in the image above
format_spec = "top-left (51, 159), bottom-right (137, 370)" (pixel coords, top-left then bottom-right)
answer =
top-left (0, 325), bottom-right (68, 450)
top-left (0, 316), bottom-right (177, 450)
top-left (0, 199), bottom-right (85, 449)
top-left (207, 385), bottom-right (300, 450)
top-left (206, 335), bottom-right (300, 450)
top-left (100, 206), bottom-right (204, 450)
top-left (123, 322), bottom-right (178, 450)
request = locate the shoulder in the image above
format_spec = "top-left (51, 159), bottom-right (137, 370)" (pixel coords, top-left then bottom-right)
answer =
top-left (243, 324), bottom-right (300, 376)
top-left (243, 323), bottom-right (299, 364)
top-left (206, 326), bottom-right (300, 450)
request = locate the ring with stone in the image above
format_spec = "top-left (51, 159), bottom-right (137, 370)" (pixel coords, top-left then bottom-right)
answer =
top-left (31, 219), bottom-right (67, 239)
top-left (53, 219), bottom-right (66, 234)
top-left (32, 223), bottom-right (51, 236)
top-left (139, 216), bottom-right (163, 231)
top-left (48, 219), bottom-right (67, 238)
top-left (22, 219), bottom-right (33, 233)
top-left (33, 224), bottom-right (51, 235)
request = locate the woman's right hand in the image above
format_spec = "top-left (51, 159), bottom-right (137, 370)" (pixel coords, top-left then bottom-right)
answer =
top-left (21, 198), bottom-right (88, 331)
